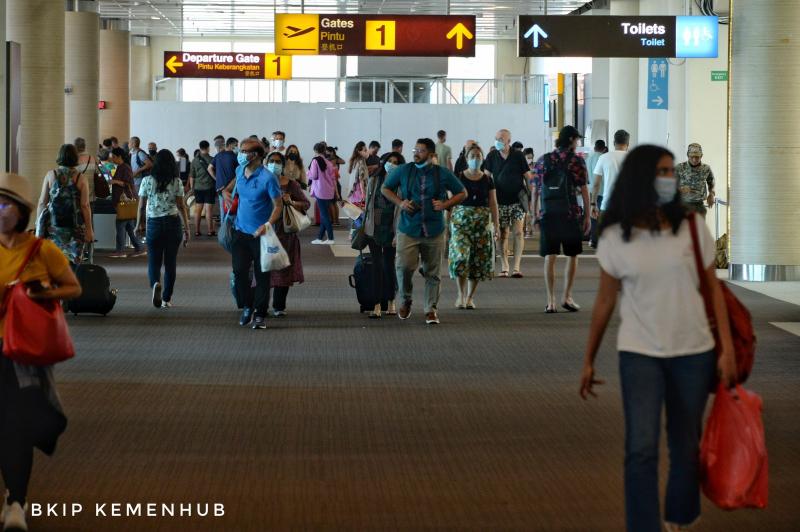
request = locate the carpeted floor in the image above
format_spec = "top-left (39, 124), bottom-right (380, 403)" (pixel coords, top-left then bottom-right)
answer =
top-left (22, 231), bottom-right (800, 530)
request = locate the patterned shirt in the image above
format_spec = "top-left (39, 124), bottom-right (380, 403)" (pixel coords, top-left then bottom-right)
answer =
top-left (532, 148), bottom-right (588, 220)
top-left (676, 162), bottom-right (714, 204)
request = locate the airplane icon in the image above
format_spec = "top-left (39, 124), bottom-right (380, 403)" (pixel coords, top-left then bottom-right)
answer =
top-left (284, 26), bottom-right (315, 38)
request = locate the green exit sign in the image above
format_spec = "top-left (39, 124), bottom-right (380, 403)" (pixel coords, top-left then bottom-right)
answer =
top-left (711, 70), bottom-right (728, 81)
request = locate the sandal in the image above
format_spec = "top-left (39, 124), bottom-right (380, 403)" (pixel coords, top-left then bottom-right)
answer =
top-left (499, 271), bottom-right (509, 278)
top-left (465, 299), bottom-right (476, 310)
top-left (207, 231), bottom-right (217, 237)
top-left (562, 300), bottom-right (581, 312)
top-left (511, 271), bottom-right (523, 278)
top-left (545, 306), bottom-right (557, 314)
top-left (194, 232), bottom-right (201, 237)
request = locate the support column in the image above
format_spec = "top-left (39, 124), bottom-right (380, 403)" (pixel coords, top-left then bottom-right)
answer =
top-left (65, 0), bottom-right (99, 150)
top-left (729, 0), bottom-right (800, 280)
top-left (99, 19), bottom-right (130, 142)
top-left (131, 35), bottom-right (152, 101)
top-left (7, 0), bottom-right (65, 194)
top-left (0, 0), bottom-right (6, 171)
top-left (608, 0), bottom-right (638, 143)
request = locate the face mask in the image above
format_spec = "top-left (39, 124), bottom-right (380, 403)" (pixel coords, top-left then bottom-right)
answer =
top-left (237, 152), bottom-right (250, 166)
top-left (0, 205), bottom-right (19, 233)
top-left (287, 153), bottom-right (298, 161)
top-left (654, 177), bottom-right (677, 205)
top-left (414, 160), bottom-right (429, 170)
top-left (384, 162), bottom-right (396, 173)
top-left (149, 149), bottom-right (157, 157)
top-left (267, 162), bottom-right (283, 175)
top-left (272, 139), bottom-right (284, 149)
top-left (467, 159), bottom-right (481, 170)
top-left (526, 157), bottom-right (534, 164)
top-left (494, 140), bottom-right (505, 151)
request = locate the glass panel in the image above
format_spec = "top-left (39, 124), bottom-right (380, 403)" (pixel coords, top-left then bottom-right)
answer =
top-left (293, 56), bottom-right (338, 78)
top-left (286, 81), bottom-right (310, 103)
top-left (463, 81), bottom-right (490, 104)
top-left (448, 43), bottom-right (495, 79)
top-left (412, 82), bottom-right (430, 103)
top-left (309, 81), bottom-right (335, 103)
top-left (244, 80), bottom-right (259, 102)
top-left (233, 41), bottom-right (274, 53)
top-left (207, 79), bottom-right (220, 102)
top-left (233, 80), bottom-right (245, 102)
top-left (182, 41), bottom-right (232, 52)
top-left (375, 81), bottom-right (386, 103)
top-left (182, 79), bottom-right (207, 102)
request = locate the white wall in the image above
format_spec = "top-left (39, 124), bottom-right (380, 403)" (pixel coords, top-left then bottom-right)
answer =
top-left (129, 101), bottom-right (546, 176)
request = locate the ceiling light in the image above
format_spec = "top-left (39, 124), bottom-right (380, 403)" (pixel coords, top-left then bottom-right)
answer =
top-left (151, 16), bottom-right (160, 20)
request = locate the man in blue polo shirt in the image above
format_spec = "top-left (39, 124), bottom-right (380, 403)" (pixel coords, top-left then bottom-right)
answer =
top-left (382, 137), bottom-right (467, 325)
top-left (209, 137), bottom-right (239, 212)
top-left (222, 138), bottom-right (283, 329)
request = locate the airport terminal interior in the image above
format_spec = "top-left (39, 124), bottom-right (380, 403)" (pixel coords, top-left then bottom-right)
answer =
top-left (0, 0), bottom-right (798, 530)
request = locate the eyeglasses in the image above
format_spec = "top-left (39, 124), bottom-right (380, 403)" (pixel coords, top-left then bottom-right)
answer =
top-left (412, 148), bottom-right (426, 154)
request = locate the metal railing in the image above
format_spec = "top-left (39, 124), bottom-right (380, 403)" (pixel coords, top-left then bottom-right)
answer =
top-left (162, 75), bottom-right (546, 105)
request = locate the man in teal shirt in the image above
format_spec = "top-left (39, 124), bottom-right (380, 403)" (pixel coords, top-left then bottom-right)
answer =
top-left (382, 138), bottom-right (467, 325)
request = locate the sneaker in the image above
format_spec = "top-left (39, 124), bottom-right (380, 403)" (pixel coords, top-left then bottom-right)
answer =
top-left (251, 315), bottom-right (267, 329)
top-left (398, 300), bottom-right (412, 320)
top-left (425, 310), bottom-right (440, 325)
top-left (239, 307), bottom-right (254, 327)
top-left (151, 282), bottom-right (162, 308)
top-left (271, 310), bottom-right (287, 318)
top-left (311, 239), bottom-right (328, 245)
top-left (325, 240), bottom-right (336, 245)
top-left (3, 501), bottom-right (28, 531)
top-left (131, 249), bottom-right (148, 257)
top-left (161, 301), bottom-right (172, 309)
top-left (108, 251), bottom-right (127, 258)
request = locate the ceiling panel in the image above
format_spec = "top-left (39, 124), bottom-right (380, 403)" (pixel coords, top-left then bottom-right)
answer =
top-left (96, 1), bottom-right (591, 39)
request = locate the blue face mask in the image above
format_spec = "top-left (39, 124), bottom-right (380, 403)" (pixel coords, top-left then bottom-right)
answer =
top-left (494, 140), bottom-right (505, 151)
top-left (467, 158), bottom-right (481, 170)
top-left (654, 177), bottom-right (677, 205)
top-left (267, 162), bottom-right (283, 175)
top-left (384, 162), bottom-right (396, 174)
top-left (414, 161), bottom-right (429, 170)
top-left (237, 152), bottom-right (249, 166)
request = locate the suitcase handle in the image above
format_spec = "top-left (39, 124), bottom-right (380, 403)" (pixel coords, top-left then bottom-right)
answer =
top-left (348, 275), bottom-right (356, 289)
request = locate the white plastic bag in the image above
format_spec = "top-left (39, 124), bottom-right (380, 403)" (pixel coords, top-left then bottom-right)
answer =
top-left (260, 225), bottom-right (291, 272)
top-left (340, 200), bottom-right (363, 220)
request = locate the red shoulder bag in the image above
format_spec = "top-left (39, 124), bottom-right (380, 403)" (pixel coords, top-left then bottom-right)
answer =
top-left (688, 214), bottom-right (755, 383)
top-left (2, 238), bottom-right (76, 365)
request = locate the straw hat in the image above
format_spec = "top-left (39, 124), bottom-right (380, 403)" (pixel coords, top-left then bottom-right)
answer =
top-left (0, 172), bottom-right (35, 211)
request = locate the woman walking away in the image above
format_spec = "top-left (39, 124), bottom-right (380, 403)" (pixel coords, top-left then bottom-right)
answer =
top-left (36, 144), bottom-right (95, 263)
top-left (361, 152), bottom-right (402, 318)
top-left (267, 152), bottom-right (310, 317)
top-left (308, 142), bottom-right (337, 245)
top-left (347, 141), bottom-right (369, 208)
top-left (136, 149), bottom-right (190, 309)
top-left (0, 172), bottom-right (82, 532)
top-left (284, 145), bottom-right (307, 190)
top-left (448, 145), bottom-right (499, 309)
top-left (108, 147), bottom-right (146, 258)
top-left (579, 145), bottom-right (737, 532)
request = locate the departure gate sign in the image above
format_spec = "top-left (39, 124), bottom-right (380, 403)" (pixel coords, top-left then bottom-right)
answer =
top-left (162, 51), bottom-right (292, 80)
top-left (275, 14), bottom-right (476, 57)
top-left (517, 16), bottom-right (718, 58)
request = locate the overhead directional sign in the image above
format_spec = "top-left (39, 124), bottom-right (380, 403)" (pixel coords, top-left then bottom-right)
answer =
top-left (162, 51), bottom-right (292, 80)
top-left (647, 58), bottom-right (669, 110)
top-left (275, 14), bottom-right (475, 57)
top-left (517, 16), bottom-right (718, 58)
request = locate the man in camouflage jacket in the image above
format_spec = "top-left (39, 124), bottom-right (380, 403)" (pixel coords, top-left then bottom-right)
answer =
top-left (676, 143), bottom-right (715, 217)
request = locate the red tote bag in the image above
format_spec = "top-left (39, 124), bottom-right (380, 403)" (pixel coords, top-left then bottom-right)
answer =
top-left (2, 239), bottom-right (76, 366)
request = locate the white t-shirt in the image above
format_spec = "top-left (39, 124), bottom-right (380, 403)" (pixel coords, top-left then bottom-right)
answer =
top-left (597, 220), bottom-right (716, 358)
top-left (593, 150), bottom-right (627, 210)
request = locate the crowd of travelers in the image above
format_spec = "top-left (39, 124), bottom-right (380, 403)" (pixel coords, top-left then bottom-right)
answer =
top-left (0, 122), bottom-right (730, 531)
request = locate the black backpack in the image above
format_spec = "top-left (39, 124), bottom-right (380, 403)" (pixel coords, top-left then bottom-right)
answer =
top-left (48, 168), bottom-right (82, 228)
top-left (541, 154), bottom-right (572, 216)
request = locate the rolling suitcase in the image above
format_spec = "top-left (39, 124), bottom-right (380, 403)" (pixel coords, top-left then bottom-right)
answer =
top-left (348, 252), bottom-right (378, 313)
top-left (67, 262), bottom-right (117, 316)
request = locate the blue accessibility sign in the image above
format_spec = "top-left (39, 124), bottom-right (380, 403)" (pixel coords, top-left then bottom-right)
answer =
top-left (647, 58), bottom-right (668, 110)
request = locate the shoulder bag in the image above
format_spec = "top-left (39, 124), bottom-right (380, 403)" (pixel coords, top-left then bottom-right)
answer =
top-left (2, 239), bottom-right (76, 366)
top-left (115, 182), bottom-right (139, 221)
top-left (688, 214), bottom-right (755, 384)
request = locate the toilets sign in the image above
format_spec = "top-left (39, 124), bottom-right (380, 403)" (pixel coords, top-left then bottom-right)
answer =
top-left (517, 16), bottom-right (718, 58)
top-left (162, 52), bottom-right (292, 80)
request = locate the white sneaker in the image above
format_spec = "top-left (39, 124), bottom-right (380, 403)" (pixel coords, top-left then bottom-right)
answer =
top-left (161, 301), bottom-right (173, 309)
top-left (310, 239), bottom-right (327, 245)
top-left (3, 501), bottom-right (28, 531)
top-left (325, 240), bottom-right (335, 245)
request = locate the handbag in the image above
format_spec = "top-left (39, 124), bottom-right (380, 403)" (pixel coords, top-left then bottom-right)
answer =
top-left (688, 214), bottom-right (756, 384)
top-left (2, 239), bottom-right (76, 366)
top-left (350, 215), bottom-right (369, 251)
top-left (283, 204), bottom-right (312, 234)
top-left (218, 183), bottom-right (238, 253)
top-left (115, 184), bottom-right (138, 221)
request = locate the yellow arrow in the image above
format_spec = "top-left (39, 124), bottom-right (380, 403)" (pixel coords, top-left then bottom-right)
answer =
top-left (446, 23), bottom-right (474, 50)
top-left (165, 55), bottom-right (183, 74)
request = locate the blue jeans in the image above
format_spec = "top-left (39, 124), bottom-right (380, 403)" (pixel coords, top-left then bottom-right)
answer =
top-left (619, 350), bottom-right (716, 531)
top-left (146, 215), bottom-right (183, 302)
top-left (316, 198), bottom-right (334, 240)
top-left (115, 219), bottom-right (142, 252)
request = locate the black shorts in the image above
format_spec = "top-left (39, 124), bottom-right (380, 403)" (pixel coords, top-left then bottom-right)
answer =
top-left (194, 188), bottom-right (216, 204)
top-left (539, 214), bottom-right (583, 257)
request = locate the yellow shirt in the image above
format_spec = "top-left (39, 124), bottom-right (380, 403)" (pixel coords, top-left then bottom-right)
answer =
top-left (0, 234), bottom-right (70, 337)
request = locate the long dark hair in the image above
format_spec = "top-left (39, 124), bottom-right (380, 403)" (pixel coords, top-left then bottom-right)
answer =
top-left (286, 144), bottom-right (304, 168)
top-left (151, 149), bottom-right (178, 193)
top-left (348, 141), bottom-right (366, 173)
top-left (312, 142), bottom-right (327, 172)
top-left (598, 144), bottom-right (685, 242)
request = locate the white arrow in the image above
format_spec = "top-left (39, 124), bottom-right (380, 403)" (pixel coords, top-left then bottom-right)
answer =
top-left (524, 24), bottom-right (548, 48)
top-left (651, 96), bottom-right (664, 106)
